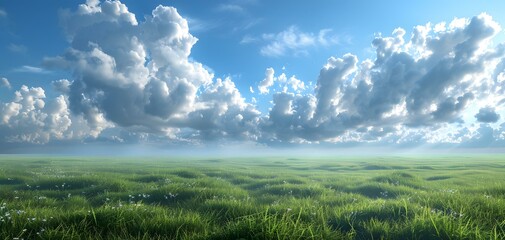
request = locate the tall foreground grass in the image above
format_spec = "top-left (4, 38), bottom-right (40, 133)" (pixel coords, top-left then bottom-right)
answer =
top-left (0, 155), bottom-right (504, 239)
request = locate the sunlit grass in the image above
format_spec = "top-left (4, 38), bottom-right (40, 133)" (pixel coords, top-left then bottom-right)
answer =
top-left (0, 155), bottom-right (504, 239)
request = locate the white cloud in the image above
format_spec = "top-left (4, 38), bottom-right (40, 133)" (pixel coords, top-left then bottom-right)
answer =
top-left (261, 13), bottom-right (505, 145)
top-left (256, 68), bottom-right (307, 95)
top-left (0, 85), bottom-right (100, 144)
top-left (216, 4), bottom-right (244, 13)
top-left (52, 79), bottom-right (72, 94)
top-left (0, 9), bottom-right (6, 18)
top-left (258, 67), bottom-right (275, 94)
top-left (44, 2), bottom-right (210, 134)
top-left (260, 26), bottom-right (314, 57)
top-left (4, 0), bottom-right (505, 149)
top-left (41, 0), bottom-right (260, 144)
top-left (185, 77), bottom-right (260, 141)
top-left (317, 29), bottom-right (340, 46)
top-left (60, 0), bottom-right (137, 39)
top-left (186, 16), bottom-right (220, 33)
top-left (0, 84), bottom-right (113, 148)
top-left (1, 78), bottom-right (11, 89)
top-left (191, 0), bottom-right (260, 34)
top-left (14, 65), bottom-right (51, 74)
top-left (240, 35), bottom-right (257, 44)
top-left (257, 26), bottom-right (342, 57)
top-left (8, 44), bottom-right (27, 53)
top-left (287, 76), bottom-right (305, 92)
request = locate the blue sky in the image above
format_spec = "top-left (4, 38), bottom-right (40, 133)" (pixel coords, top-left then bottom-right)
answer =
top-left (1, 0), bottom-right (505, 154)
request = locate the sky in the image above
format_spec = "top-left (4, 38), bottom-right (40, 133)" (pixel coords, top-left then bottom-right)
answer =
top-left (1, 0), bottom-right (505, 154)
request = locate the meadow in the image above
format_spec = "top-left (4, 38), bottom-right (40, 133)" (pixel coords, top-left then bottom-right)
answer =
top-left (0, 155), bottom-right (504, 239)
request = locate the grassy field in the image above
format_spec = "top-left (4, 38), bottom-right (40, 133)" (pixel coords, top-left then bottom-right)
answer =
top-left (0, 155), bottom-right (504, 239)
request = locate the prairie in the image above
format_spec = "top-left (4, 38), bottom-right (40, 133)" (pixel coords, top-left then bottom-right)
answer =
top-left (0, 155), bottom-right (504, 239)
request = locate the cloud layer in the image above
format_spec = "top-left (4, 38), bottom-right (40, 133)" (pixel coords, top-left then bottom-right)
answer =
top-left (2, 1), bottom-right (505, 151)
top-left (262, 13), bottom-right (505, 145)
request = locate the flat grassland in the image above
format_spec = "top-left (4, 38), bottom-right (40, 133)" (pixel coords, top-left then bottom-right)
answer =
top-left (0, 155), bottom-right (504, 239)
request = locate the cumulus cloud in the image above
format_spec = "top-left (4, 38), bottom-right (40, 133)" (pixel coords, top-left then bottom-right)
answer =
top-left (287, 75), bottom-right (305, 92)
top-left (459, 124), bottom-right (505, 148)
top-left (5, 0), bottom-right (505, 149)
top-left (262, 13), bottom-right (505, 145)
top-left (1, 77), bottom-right (11, 89)
top-left (0, 85), bottom-right (112, 147)
top-left (258, 67), bottom-right (275, 94)
top-left (52, 79), bottom-right (72, 94)
top-left (0, 85), bottom-right (101, 144)
top-left (40, 0), bottom-right (261, 144)
top-left (475, 107), bottom-right (500, 123)
top-left (257, 68), bottom-right (308, 95)
top-left (258, 26), bottom-right (341, 57)
top-left (184, 77), bottom-right (260, 141)
top-left (44, 1), bottom-right (209, 135)
top-left (59, 0), bottom-right (137, 39)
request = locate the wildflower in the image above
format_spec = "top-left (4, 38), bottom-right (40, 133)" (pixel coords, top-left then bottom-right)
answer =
top-left (167, 192), bottom-right (177, 198)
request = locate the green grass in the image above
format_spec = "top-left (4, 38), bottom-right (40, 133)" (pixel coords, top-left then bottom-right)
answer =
top-left (0, 155), bottom-right (504, 239)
